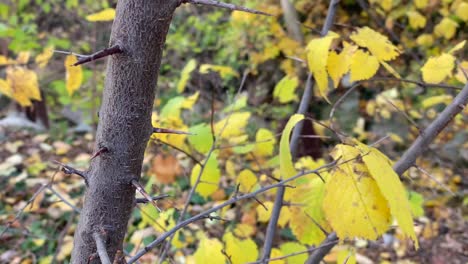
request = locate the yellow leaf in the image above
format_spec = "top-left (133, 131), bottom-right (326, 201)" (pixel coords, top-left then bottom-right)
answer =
top-left (177, 59), bottom-right (197, 93)
top-left (16, 51), bottom-right (30, 64)
top-left (416, 34), bottom-right (434, 47)
top-left (223, 232), bottom-right (258, 264)
top-left (193, 233), bottom-right (225, 264)
top-left (270, 248), bottom-right (286, 264)
top-left (455, 60), bottom-right (468, 83)
top-left (57, 236), bottom-right (74, 261)
top-left (434, 17), bottom-right (458, 40)
top-left (252, 128), bottom-right (276, 157)
top-left (356, 143), bottom-right (419, 248)
top-left (191, 153), bottom-right (220, 198)
top-left (421, 95), bottom-right (453, 109)
top-left (233, 223), bottom-right (256, 238)
top-left (350, 27), bottom-right (400, 61)
top-left (273, 75), bottom-right (299, 103)
top-left (337, 248), bottom-right (357, 264)
top-left (379, 0), bottom-right (393, 11)
top-left (6, 67), bottom-right (41, 107)
top-left (414, 0), bottom-right (428, 9)
top-left (0, 78), bottom-right (12, 97)
top-left (35, 46), bottom-right (54, 68)
top-left (214, 112), bottom-right (251, 138)
top-left (421, 53), bottom-right (455, 84)
top-left (327, 43), bottom-right (358, 88)
top-left (279, 114), bottom-right (304, 179)
top-left (380, 60), bottom-right (401, 79)
top-left (448, 40), bottom-right (466, 54)
top-left (182, 91), bottom-right (199, 109)
top-left (65, 55), bottom-right (83, 95)
top-left (349, 49), bottom-right (380, 82)
top-left (256, 201), bottom-right (273, 222)
top-left (306, 32), bottom-right (339, 101)
top-left (407, 11), bottom-right (427, 29)
top-left (237, 169), bottom-right (257, 193)
top-left (279, 242), bottom-right (307, 264)
top-left (324, 144), bottom-right (391, 240)
top-left (200, 64), bottom-right (239, 78)
top-left (86, 8), bottom-right (115, 22)
top-left (455, 2), bottom-right (468, 21)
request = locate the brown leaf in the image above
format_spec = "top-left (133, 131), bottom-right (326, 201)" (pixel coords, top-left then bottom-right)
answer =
top-left (151, 154), bottom-right (181, 184)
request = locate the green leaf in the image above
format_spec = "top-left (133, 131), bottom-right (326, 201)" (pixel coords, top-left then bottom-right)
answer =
top-left (273, 75), bottom-right (299, 103)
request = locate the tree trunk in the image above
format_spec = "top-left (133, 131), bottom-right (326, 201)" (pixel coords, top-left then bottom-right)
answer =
top-left (71, 1), bottom-right (179, 262)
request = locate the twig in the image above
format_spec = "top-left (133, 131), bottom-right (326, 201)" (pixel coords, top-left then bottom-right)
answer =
top-left (152, 127), bottom-right (193, 135)
top-left (131, 179), bottom-right (161, 212)
top-left (53, 49), bottom-right (87, 58)
top-left (260, 1), bottom-right (340, 261)
top-left (126, 160), bottom-right (340, 264)
top-left (53, 160), bottom-right (88, 186)
top-left (52, 211), bottom-right (77, 264)
top-left (135, 194), bottom-right (170, 204)
top-left (72, 45), bottom-right (123, 66)
top-left (93, 231), bottom-right (112, 264)
top-left (155, 138), bottom-right (202, 165)
top-left (47, 186), bottom-right (82, 213)
top-left (180, 0), bottom-right (272, 16)
top-left (329, 83), bottom-right (360, 133)
top-left (367, 77), bottom-right (462, 90)
top-left (414, 165), bottom-right (455, 196)
top-left (381, 95), bottom-right (420, 131)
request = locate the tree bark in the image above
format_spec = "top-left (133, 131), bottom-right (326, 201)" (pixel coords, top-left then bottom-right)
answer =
top-left (71, 1), bottom-right (179, 262)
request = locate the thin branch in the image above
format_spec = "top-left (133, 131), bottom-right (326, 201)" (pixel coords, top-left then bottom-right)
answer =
top-left (131, 179), bottom-right (161, 212)
top-left (329, 83), bottom-right (360, 133)
top-left (381, 95), bottom-right (420, 130)
top-left (72, 45), bottom-right (123, 66)
top-left (180, 0), bottom-right (272, 16)
top-left (53, 49), bottom-right (88, 58)
top-left (126, 160), bottom-right (340, 264)
top-left (53, 160), bottom-right (88, 186)
top-left (414, 165), bottom-right (455, 196)
top-left (367, 77), bottom-right (463, 90)
top-left (47, 186), bottom-right (81, 213)
top-left (152, 127), bottom-right (193, 135)
top-left (93, 232), bottom-right (112, 264)
top-left (155, 138), bottom-right (202, 165)
top-left (135, 194), bottom-right (170, 204)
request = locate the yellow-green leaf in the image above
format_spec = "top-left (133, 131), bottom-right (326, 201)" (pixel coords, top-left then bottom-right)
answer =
top-left (35, 46), bottom-right (54, 68)
top-left (327, 42), bottom-right (358, 88)
top-left (349, 49), bottom-right (380, 82)
top-left (414, 0), bottom-right (428, 9)
top-left (200, 64), bottom-right (239, 78)
top-left (86, 8), bottom-right (115, 22)
top-left (65, 55), bottom-right (83, 96)
top-left (237, 169), bottom-right (257, 193)
top-left (421, 95), bottom-right (453, 109)
top-left (177, 59), bottom-right (197, 93)
top-left (193, 233), bottom-right (225, 264)
top-left (190, 153), bottom-right (220, 198)
top-left (279, 114), bottom-right (304, 179)
top-left (455, 2), bottom-right (468, 21)
top-left (189, 123), bottom-right (213, 154)
top-left (434, 17), bottom-right (458, 40)
top-left (214, 112), bottom-right (251, 139)
top-left (421, 53), bottom-right (455, 84)
top-left (350, 27), bottom-right (400, 61)
top-left (407, 11), bottom-right (427, 29)
top-left (273, 75), bottom-right (299, 103)
top-left (324, 144), bottom-right (391, 240)
top-left (357, 143), bottom-right (419, 248)
top-left (306, 32), bottom-right (339, 101)
top-left (279, 242), bottom-right (307, 264)
top-left (408, 191), bottom-right (424, 217)
top-left (252, 128), bottom-right (276, 157)
top-left (337, 248), bottom-right (357, 264)
top-left (223, 232), bottom-right (258, 264)
top-left (448, 40), bottom-right (466, 54)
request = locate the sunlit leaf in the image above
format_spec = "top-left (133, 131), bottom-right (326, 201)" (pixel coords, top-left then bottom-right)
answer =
top-left (455, 2), bottom-right (468, 21)
top-left (86, 8), bottom-right (115, 22)
top-left (35, 46), bottom-right (54, 68)
top-left (434, 17), bottom-right (458, 40)
top-left (237, 169), bottom-right (257, 193)
top-left (414, 0), bottom-right (428, 9)
top-left (273, 75), bottom-right (299, 103)
top-left (193, 233), bottom-right (225, 264)
top-left (65, 55), bottom-right (83, 96)
top-left (408, 191), bottom-right (424, 217)
top-left (448, 40), bottom-right (466, 54)
top-left (200, 64), bottom-right (239, 78)
top-left (214, 112), bottom-right (251, 138)
top-left (279, 242), bottom-right (307, 264)
top-left (407, 11), bottom-right (427, 29)
top-left (189, 123), bottom-right (213, 154)
top-left (306, 32), bottom-right (339, 101)
top-left (252, 128), bottom-right (276, 157)
top-left (349, 49), bottom-right (380, 82)
top-left (421, 53), bottom-right (455, 84)
top-left (223, 232), bottom-right (258, 264)
top-left (191, 152), bottom-right (220, 198)
top-left (350, 27), bottom-right (400, 61)
top-left (177, 59), bottom-right (197, 93)
top-left (327, 42), bottom-right (358, 88)
top-left (6, 67), bottom-right (41, 107)
top-left (279, 114), bottom-right (304, 179)
top-left (421, 95), bottom-right (453, 109)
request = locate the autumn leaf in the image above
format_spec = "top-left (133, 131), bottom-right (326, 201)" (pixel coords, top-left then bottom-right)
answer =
top-left (279, 242), bottom-right (307, 264)
top-left (252, 128), bottom-right (276, 157)
top-left (214, 112), bottom-right (251, 139)
top-left (86, 8), bottom-right (115, 22)
top-left (306, 31), bottom-right (339, 101)
top-left (434, 17), bottom-right (458, 40)
top-left (256, 201), bottom-right (290, 227)
top-left (279, 114), bottom-right (304, 179)
top-left (65, 55), bottom-right (83, 95)
top-left (177, 59), bottom-right (197, 93)
top-left (191, 152), bottom-right (221, 198)
top-left (327, 42), bottom-right (358, 88)
top-left (273, 75), bottom-right (299, 103)
top-left (421, 95), bottom-right (453, 109)
top-left (200, 64), bottom-right (239, 78)
top-left (151, 154), bottom-right (182, 184)
top-left (193, 233), bottom-right (225, 264)
top-left (324, 144), bottom-right (391, 240)
top-left (421, 53), bottom-right (455, 84)
top-left (189, 123), bottom-right (213, 154)
top-left (455, 60), bottom-right (468, 83)
top-left (350, 27), bottom-right (400, 61)
top-left (407, 11), bottom-right (427, 29)
top-left (35, 46), bottom-right (54, 68)
top-left (6, 67), bottom-right (41, 107)
top-left (237, 169), bottom-right (258, 193)
top-left (223, 232), bottom-right (258, 264)
top-left (349, 49), bottom-right (380, 82)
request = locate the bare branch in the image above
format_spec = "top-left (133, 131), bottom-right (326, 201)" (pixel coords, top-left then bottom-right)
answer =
top-left (414, 165), bottom-right (455, 196)
top-left (53, 160), bottom-right (88, 186)
top-left (155, 138), bottom-right (202, 165)
top-left (72, 45), bottom-right (123, 66)
top-left (126, 160), bottom-right (340, 264)
top-left (131, 179), bottom-right (161, 212)
top-left (135, 194), bottom-right (170, 204)
top-left (152, 127), bottom-right (193, 135)
top-left (180, 0), bottom-right (272, 16)
top-left (93, 232), bottom-right (112, 264)
top-left (47, 186), bottom-right (82, 213)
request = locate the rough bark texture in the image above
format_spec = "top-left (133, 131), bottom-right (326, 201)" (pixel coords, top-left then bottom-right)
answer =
top-left (71, 1), bottom-right (179, 262)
